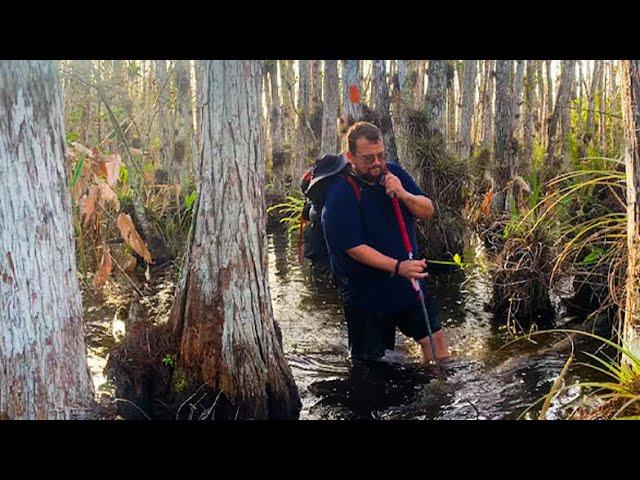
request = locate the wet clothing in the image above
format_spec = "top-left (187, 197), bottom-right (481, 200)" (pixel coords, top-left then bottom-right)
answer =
top-left (321, 162), bottom-right (441, 360)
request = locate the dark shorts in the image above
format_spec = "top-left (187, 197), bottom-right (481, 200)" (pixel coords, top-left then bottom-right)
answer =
top-left (342, 295), bottom-right (442, 361)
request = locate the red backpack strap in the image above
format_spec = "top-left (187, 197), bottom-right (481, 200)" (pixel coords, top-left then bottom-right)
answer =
top-left (342, 174), bottom-right (361, 202)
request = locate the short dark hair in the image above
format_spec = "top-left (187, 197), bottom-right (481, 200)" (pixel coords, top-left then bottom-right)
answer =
top-left (346, 121), bottom-right (382, 154)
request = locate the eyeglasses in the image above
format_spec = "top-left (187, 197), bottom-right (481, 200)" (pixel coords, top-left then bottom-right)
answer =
top-left (355, 151), bottom-right (387, 165)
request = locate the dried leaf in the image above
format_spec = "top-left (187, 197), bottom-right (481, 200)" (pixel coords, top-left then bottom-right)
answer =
top-left (512, 175), bottom-right (532, 194)
top-left (97, 182), bottom-right (120, 211)
top-left (130, 147), bottom-right (143, 156)
top-left (84, 185), bottom-right (99, 226)
top-left (71, 142), bottom-right (94, 157)
top-left (117, 213), bottom-right (152, 264)
top-left (93, 246), bottom-right (113, 289)
top-left (93, 160), bottom-right (109, 179)
top-left (481, 186), bottom-right (494, 218)
top-left (105, 154), bottom-right (121, 187)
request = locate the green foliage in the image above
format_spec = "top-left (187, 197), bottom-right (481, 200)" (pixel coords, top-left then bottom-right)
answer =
top-left (518, 329), bottom-right (640, 420)
top-left (267, 195), bottom-right (305, 234)
top-left (66, 130), bottom-right (80, 144)
top-left (69, 153), bottom-right (85, 188)
top-left (161, 354), bottom-right (175, 367)
top-left (119, 163), bottom-right (129, 185)
top-left (183, 189), bottom-right (197, 211)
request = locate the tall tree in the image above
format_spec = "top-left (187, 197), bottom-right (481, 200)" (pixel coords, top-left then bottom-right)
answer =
top-left (320, 60), bottom-right (338, 155)
top-left (545, 60), bottom-right (576, 180)
top-left (169, 60), bottom-right (301, 419)
top-left (513, 60), bottom-right (526, 139)
top-left (522, 60), bottom-right (537, 173)
top-left (294, 60), bottom-right (314, 176)
top-left (480, 60), bottom-right (495, 148)
top-left (425, 60), bottom-right (447, 139)
top-left (620, 60), bottom-right (640, 364)
top-left (0, 61), bottom-right (94, 419)
top-left (459, 60), bottom-right (477, 159)
top-left (585, 60), bottom-right (603, 154)
top-left (492, 60), bottom-right (516, 211)
top-left (394, 60), bottom-right (418, 166)
top-left (372, 60), bottom-right (398, 163)
top-left (266, 60), bottom-right (289, 193)
top-left (155, 60), bottom-right (172, 174)
top-left (173, 60), bottom-right (195, 181)
top-left (342, 60), bottom-right (363, 127)
top-left (446, 61), bottom-right (457, 147)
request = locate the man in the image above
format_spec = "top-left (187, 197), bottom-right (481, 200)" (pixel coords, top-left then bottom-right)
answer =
top-left (321, 121), bottom-right (450, 364)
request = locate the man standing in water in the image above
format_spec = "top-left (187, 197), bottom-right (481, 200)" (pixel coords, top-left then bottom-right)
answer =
top-left (322, 122), bottom-right (450, 364)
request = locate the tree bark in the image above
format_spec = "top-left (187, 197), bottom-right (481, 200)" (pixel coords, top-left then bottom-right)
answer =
top-left (492, 60), bottom-right (516, 211)
top-left (620, 60), bottom-right (640, 364)
top-left (342, 60), bottom-right (363, 127)
top-left (173, 60), bottom-right (194, 182)
top-left (425, 60), bottom-right (447, 139)
top-left (170, 60), bottom-right (301, 419)
top-left (513, 60), bottom-right (526, 140)
top-left (545, 60), bottom-right (576, 180)
top-left (372, 60), bottom-right (398, 163)
top-left (155, 60), bottom-right (172, 175)
top-left (320, 60), bottom-right (338, 155)
top-left (480, 60), bottom-right (495, 148)
top-left (0, 60), bottom-right (94, 420)
top-left (294, 60), bottom-right (314, 176)
top-left (522, 60), bottom-right (536, 174)
top-left (446, 61), bottom-right (457, 148)
top-left (459, 60), bottom-right (477, 159)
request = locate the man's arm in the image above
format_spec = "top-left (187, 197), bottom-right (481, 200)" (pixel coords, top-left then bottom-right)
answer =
top-left (381, 173), bottom-right (434, 220)
top-left (346, 244), bottom-right (428, 280)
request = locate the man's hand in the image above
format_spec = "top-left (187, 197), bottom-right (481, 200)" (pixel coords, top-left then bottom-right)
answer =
top-left (381, 172), bottom-right (407, 199)
top-left (398, 259), bottom-right (429, 280)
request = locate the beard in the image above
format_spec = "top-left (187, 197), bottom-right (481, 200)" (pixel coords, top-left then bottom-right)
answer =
top-left (355, 165), bottom-right (383, 183)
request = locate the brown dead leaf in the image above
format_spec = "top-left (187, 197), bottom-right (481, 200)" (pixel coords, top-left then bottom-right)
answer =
top-left (117, 213), bottom-right (152, 264)
top-left (93, 246), bottom-right (113, 289)
top-left (130, 147), bottom-right (143, 156)
top-left (97, 182), bottom-right (120, 211)
top-left (84, 185), bottom-right (99, 226)
top-left (71, 142), bottom-right (94, 157)
top-left (104, 154), bottom-right (121, 187)
top-left (480, 186), bottom-right (494, 218)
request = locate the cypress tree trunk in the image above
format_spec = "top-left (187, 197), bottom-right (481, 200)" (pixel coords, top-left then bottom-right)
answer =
top-left (342, 60), bottom-right (363, 127)
top-left (459, 60), bottom-right (477, 159)
top-left (620, 59), bottom-right (640, 364)
top-left (155, 60), bottom-right (172, 175)
top-left (425, 60), bottom-right (447, 139)
top-left (320, 60), bottom-right (338, 155)
top-left (170, 60), bottom-right (301, 419)
top-left (372, 60), bottom-right (398, 163)
top-left (545, 60), bottom-right (576, 180)
top-left (492, 60), bottom-right (516, 212)
top-left (480, 60), bottom-right (495, 149)
top-left (0, 61), bottom-right (95, 419)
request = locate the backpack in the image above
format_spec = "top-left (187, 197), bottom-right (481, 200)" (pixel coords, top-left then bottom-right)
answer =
top-left (298, 154), bottom-right (361, 266)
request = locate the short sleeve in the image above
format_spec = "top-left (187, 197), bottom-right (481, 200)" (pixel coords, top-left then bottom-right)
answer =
top-left (321, 181), bottom-right (365, 252)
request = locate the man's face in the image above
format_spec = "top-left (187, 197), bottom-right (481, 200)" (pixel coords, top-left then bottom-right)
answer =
top-left (349, 137), bottom-right (386, 183)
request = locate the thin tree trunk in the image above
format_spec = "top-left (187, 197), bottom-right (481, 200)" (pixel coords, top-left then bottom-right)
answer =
top-left (320, 60), bottom-right (338, 155)
top-left (459, 60), bottom-right (477, 159)
top-left (545, 60), bottom-right (554, 149)
top-left (266, 60), bottom-right (289, 194)
top-left (169, 60), bottom-right (301, 419)
top-left (295, 60), bottom-right (314, 176)
top-left (620, 60), bottom-right (640, 364)
top-left (425, 60), bottom-right (447, 139)
top-left (173, 60), bottom-right (194, 182)
top-left (0, 60), bottom-right (95, 420)
top-left (280, 60), bottom-right (296, 146)
top-left (342, 60), bottom-right (363, 127)
top-left (545, 60), bottom-right (576, 180)
top-left (481, 60), bottom-right (495, 149)
top-left (372, 60), bottom-right (398, 163)
top-left (155, 60), bottom-right (172, 175)
top-left (522, 60), bottom-right (536, 174)
top-left (493, 60), bottom-right (516, 211)
top-left (414, 60), bottom-right (426, 109)
top-left (513, 60), bottom-right (526, 140)
top-left (446, 61), bottom-right (457, 148)
top-left (395, 60), bottom-right (418, 167)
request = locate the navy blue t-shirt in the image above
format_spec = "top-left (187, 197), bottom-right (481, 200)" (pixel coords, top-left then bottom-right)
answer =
top-left (321, 162), bottom-right (428, 312)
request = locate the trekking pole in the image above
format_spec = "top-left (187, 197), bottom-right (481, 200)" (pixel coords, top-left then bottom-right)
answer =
top-left (389, 193), bottom-right (439, 366)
